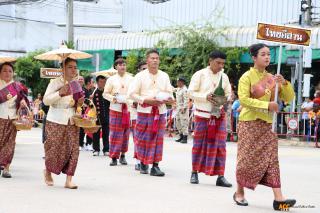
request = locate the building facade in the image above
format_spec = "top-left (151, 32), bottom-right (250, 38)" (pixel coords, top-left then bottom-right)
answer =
top-left (0, 0), bottom-right (122, 56)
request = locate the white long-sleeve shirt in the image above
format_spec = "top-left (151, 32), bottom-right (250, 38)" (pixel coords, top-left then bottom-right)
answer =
top-left (188, 67), bottom-right (231, 118)
top-left (103, 73), bottom-right (133, 112)
top-left (127, 69), bottom-right (174, 115)
top-left (43, 76), bottom-right (76, 125)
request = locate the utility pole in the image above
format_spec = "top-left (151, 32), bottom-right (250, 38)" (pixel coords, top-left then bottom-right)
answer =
top-left (297, 1), bottom-right (305, 112)
top-left (66, 0), bottom-right (74, 44)
top-left (306, 0), bottom-right (312, 25)
top-left (297, 0), bottom-right (311, 112)
top-left (296, 0), bottom-right (313, 112)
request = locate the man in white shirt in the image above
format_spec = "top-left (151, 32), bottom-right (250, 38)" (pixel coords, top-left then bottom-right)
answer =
top-left (188, 51), bottom-right (232, 187)
top-left (301, 97), bottom-right (313, 140)
top-left (103, 58), bottom-right (133, 166)
top-left (128, 49), bottom-right (174, 176)
top-left (302, 97), bottom-right (313, 120)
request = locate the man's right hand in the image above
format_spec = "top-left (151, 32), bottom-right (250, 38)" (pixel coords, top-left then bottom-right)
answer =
top-left (268, 102), bottom-right (279, 112)
top-left (206, 93), bottom-right (213, 102)
top-left (143, 98), bottom-right (163, 106)
top-left (59, 85), bottom-right (71, 97)
top-left (206, 93), bottom-right (218, 105)
top-left (112, 96), bottom-right (117, 104)
top-left (132, 102), bottom-right (138, 108)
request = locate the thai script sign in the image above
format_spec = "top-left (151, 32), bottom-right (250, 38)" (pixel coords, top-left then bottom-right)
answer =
top-left (40, 68), bottom-right (63, 78)
top-left (257, 23), bottom-right (311, 46)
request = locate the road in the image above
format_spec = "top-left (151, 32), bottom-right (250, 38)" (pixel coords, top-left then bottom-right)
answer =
top-left (0, 128), bottom-right (319, 213)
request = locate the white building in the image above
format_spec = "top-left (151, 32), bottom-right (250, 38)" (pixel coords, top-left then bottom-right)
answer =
top-left (78, 0), bottom-right (320, 51)
top-left (1, 0), bottom-right (320, 54)
top-left (0, 0), bottom-right (122, 56)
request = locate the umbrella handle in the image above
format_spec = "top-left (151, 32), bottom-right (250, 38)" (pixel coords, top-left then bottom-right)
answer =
top-left (63, 59), bottom-right (66, 85)
top-left (91, 87), bottom-right (98, 96)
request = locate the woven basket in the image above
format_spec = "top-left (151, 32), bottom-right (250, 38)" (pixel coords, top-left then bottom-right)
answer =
top-left (72, 99), bottom-right (99, 129)
top-left (13, 106), bottom-right (34, 131)
top-left (73, 115), bottom-right (97, 128)
top-left (84, 126), bottom-right (101, 134)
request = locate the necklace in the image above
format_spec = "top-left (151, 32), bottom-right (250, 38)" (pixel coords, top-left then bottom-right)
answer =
top-left (119, 74), bottom-right (127, 93)
top-left (149, 72), bottom-right (157, 86)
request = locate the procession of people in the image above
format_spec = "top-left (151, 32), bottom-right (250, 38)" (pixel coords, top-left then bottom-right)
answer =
top-left (0, 45), bottom-right (298, 211)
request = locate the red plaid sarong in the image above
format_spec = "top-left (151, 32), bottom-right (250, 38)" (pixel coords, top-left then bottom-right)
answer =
top-left (139, 103), bottom-right (160, 133)
top-left (196, 108), bottom-right (225, 139)
top-left (0, 118), bottom-right (17, 167)
top-left (109, 110), bottom-right (130, 159)
top-left (135, 112), bottom-right (166, 165)
top-left (131, 119), bottom-right (138, 159)
top-left (192, 115), bottom-right (227, 176)
top-left (121, 104), bottom-right (130, 128)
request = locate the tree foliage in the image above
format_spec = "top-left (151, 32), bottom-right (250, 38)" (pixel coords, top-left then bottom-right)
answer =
top-left (125, 21), bottom-right (247, 86)
top-left (14, 50), bottom-right (55, 98)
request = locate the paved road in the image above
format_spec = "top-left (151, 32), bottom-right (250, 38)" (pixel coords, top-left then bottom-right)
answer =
top-left (0, 128), bottom-right (319, 213)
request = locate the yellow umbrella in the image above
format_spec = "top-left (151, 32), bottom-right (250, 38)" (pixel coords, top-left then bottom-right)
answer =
top-left (0, 55), bottom-right (16, 63)
top-left (34, 44), bottom-right (92, 61)
top-left (91, 68), bottom-right (133, 78)
top-left (34, 44), bottom-right (92, 83)
top-left (91, 67), bottom-right (117, 77)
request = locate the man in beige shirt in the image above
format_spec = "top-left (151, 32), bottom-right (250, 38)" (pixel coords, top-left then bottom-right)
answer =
top-left (128, 49), bottom-right (174, 176)
top-left (103, 58), bottom-right (133, 166)
top-left (188, 51), bottom-right (232, 187)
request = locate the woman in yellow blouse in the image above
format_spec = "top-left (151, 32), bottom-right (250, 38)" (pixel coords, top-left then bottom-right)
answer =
top-left (234, 43), bottom-right (296, 211)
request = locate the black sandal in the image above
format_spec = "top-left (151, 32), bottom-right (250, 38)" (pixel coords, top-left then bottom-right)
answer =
top-left (233, 192), bottom-right (248, 206)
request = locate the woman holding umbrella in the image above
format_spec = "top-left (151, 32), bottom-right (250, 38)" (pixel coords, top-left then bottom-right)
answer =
top-left (0, 61), bottom-right (29, 178)
top-left (43, 57), bottom-right (84, 189)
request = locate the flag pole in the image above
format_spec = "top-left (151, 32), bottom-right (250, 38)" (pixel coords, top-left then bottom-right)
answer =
top-left (272, 45), bottom-right (283, 132)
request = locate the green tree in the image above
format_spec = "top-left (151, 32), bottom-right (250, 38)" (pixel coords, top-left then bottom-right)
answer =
top-left (152, 22), bottom-right (247, 85)
top-left (126, 51), bottom-right (140, 75)
top-left (121, 17), bottom-right (248, 86)
top-left (64, 40), bottom-right (75, 49)
top-left (14, 50), bottom-right (55, 98)
top-left (79, 70), bottom-right (91, 78)
top-left (126, 49), bottom-right (147, 75)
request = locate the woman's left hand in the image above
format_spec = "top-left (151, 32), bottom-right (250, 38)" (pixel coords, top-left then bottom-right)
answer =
top-left (274, 74), bottom-right (287, 85)
top-left (20, 99), bottom-right (27, 108)
top-left (77, 97), bottom-right (85, 106)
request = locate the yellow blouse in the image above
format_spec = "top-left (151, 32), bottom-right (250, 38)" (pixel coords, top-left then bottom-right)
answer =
top-left (238, 67), bottom-right (295, 123)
